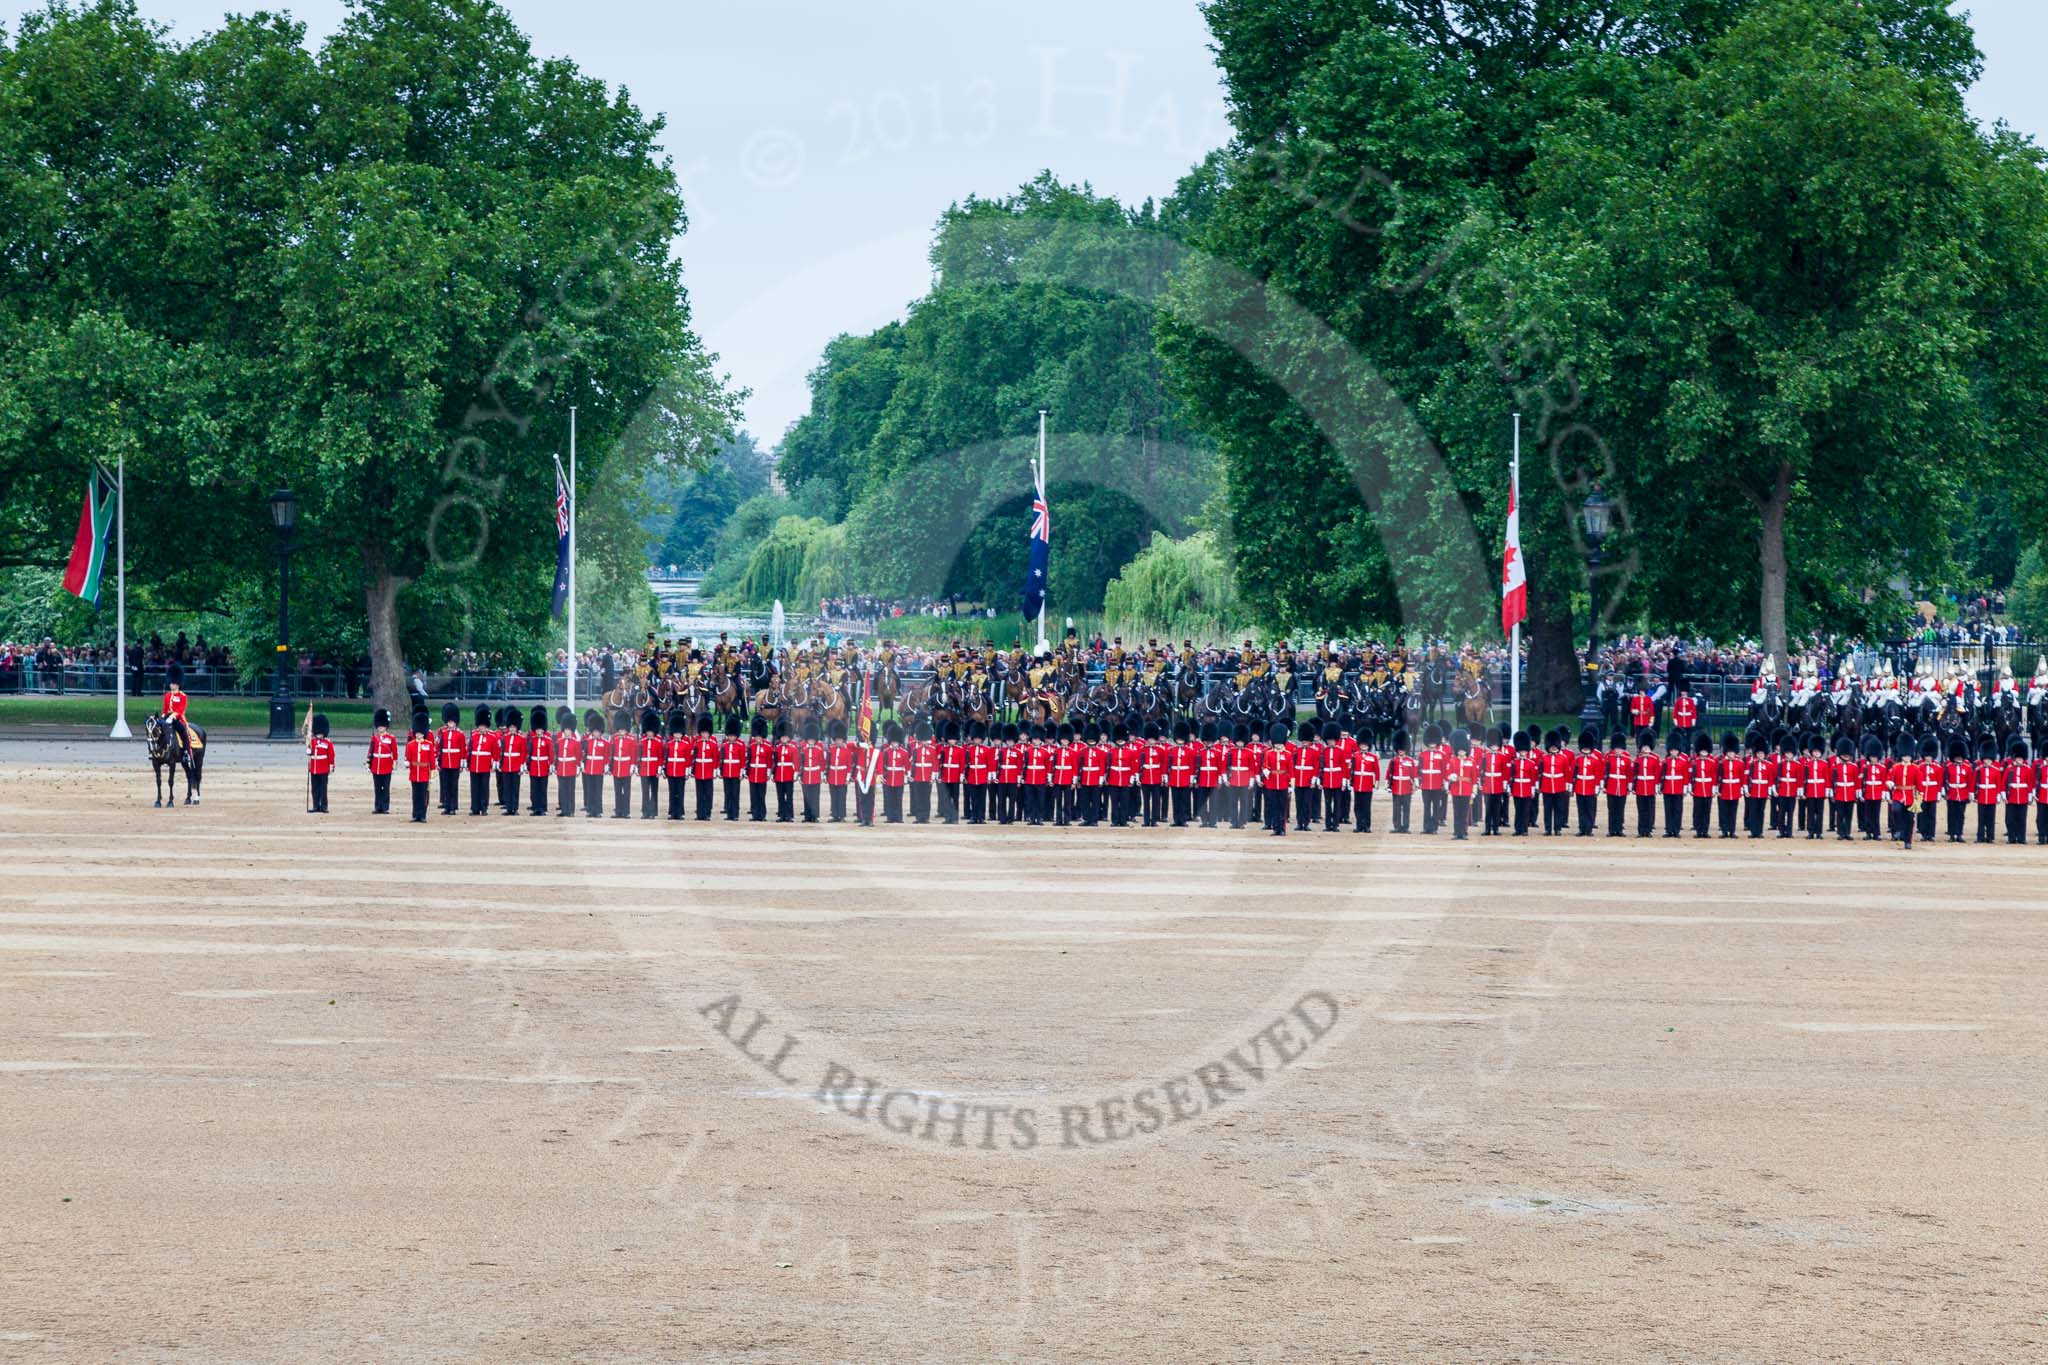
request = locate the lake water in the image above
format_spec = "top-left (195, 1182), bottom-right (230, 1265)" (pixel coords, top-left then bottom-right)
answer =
top-left (654, 579), bottom-right (810, 644)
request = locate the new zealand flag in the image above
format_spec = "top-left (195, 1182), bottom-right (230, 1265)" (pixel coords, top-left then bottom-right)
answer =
top-left (1021, 461), bottom-right (1049, 621)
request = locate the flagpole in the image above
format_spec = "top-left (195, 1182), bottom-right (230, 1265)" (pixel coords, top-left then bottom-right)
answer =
top-left (567, 406), bottom-right (577, 716)
top-left (110, 453), bottom-right (131, 739)
top-left (1509, 413), bottom-right (1521, 738)
top-left (1035, 410), bottom-right (1049, 655)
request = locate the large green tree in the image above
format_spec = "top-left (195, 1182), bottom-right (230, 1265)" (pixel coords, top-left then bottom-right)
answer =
top-left (1, 0), bottom-right (737, 716)
top-left (1162, 0), bottom-right (1992, 704)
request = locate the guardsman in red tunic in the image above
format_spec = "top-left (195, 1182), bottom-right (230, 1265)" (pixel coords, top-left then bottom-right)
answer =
top-left (1627, 685), bottom-right (1655, 744)
top-left (1051, 723), bottom-right (1080, 827)
top-left (719, 715), bottom-right (747, 821)
top-left (1260, 720), bottom-right (1292, 836)
top-left (2004, 739), bottom-right (2034, 845)
top-left (995, 724), bottom-right (1024, 825)
top-left (1195, 721), bottom-right (1223, 829)
top-left (526, 705), bottom-right (554, 816)
top-left (435, 702), bottom-right (466, 815)
top-left (1388, 731), bottom-right (1418, 834)
top-left (1449, 730), bottom-right (1480, 840)
top-left (1770, 734), bottom-right (1799, 838)
top-left (1476, 727), bottom-right (1508, 836)
top-left (307, 712), bottom-right (335, 813)
top-left (1021, 727), bottom-right (1050, 826)
top-left (1416, 724), bottom-right (1449, 835)
top-left (635, 709), bottom-right (663, 820)
top-left (1602, 732), bottom-right (1631, 837)
top-left (367, 707), bottom-right (398, 815)
top-left (1352, 732), bottom-right (1382, 833)
top-left (1571, 730), bottom-right (1603, 837)
top-left (690, 715), bottom-right (718, 821)
top-left (1509, 731), bottom-right (1539, 835)
top-left (1859, 734), bottom-right (1889, 840)
top-left (773, 720), bottom-right (800, 823)
top-left (552, 708), bottom-right (581, 817)
top-left (404, 710), bottom-right (435, 822)
top-left (1799, 735), bottom-right (1829, 839)
top-left (879, 721), bottom-right (911, 823)
top-left (608, 708), bottom-right (637, 819)
top-left (1973, 737), bottom-right (2004, 845)
top-left (826, 719), bottom-right (854, 823)
top-left (1715, 731), bottom-right (1745, 838)
top-left (744, 715), bottom-right (773, 822)
top-left (964, 722), bottom-right (993, 825)
top-left (907, 720), bottom-right (938, 824)
top-left (1630, 732), bottom-right (1660, 838)
top-left (1318, 724), bottom-right (1350, 832)
top-left (1888, 740), bottom-right (1921, 847)
top-left (2035, 745), bottom-right (2048, 845)
top-left (1168, 721), bottom-right (1197, 828)
top-left (466, 703), bottom-right (498, 817)
top-left (1137, 724), bottom-right (1166, 828)
top-left (497, 707), bottom-right (526, 816)
top-left (1659, 733), bottom-right (1689, 839)
top-left (1535, 729), bottom-right (1569, 835)
top-left (1741, 732), bottom-right (1774, 839)
top-left (1829, 736), bottom-right (1860, 841)
top-left (1915, 736), bottom-right (1942, 845)
top-left (580, 711), bottom-right (608, 819)
top-left (1221, 724), bottom-right (1253, 830)
top-left (663, 710), bottom-right (691, 819)
top-left (799, 721), bottom-right (827, 823)
top-left (937, 721), bottom-right (966, 825)
top-left (1670, 684), bottom-right (1699, 742)
top-left (1288, 722), bottom-right (1320, 833)
top-left (1689, 732), bottom-right (1718, 838)
top-left (1077, 723), bottom-right (1107, 827)
top-left (1941, 738), bottom-right (1972, 843)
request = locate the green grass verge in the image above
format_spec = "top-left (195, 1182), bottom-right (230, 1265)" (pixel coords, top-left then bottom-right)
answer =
top-left (0, 694), bottom-right (377, 732)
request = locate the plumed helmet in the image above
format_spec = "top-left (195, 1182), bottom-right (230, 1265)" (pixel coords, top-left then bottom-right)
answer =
top-left (530, 705), bottom-right (550, 732)
top-left (312, 711), bottom-right (329, 737)
top-left (373, 707), bottom-right (391, 729)
top-left (441, 701), bottom-right (460, 724)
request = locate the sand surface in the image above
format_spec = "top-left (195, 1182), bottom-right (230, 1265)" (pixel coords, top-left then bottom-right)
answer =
top-left (2, 741), bottom-right (2044, 1361)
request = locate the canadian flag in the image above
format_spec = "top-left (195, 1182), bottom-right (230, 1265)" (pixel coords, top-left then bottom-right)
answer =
top-left (1501, 465), bottom-right (1527, 637)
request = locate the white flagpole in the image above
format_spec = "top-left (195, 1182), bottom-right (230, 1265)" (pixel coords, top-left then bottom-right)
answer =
top-left (1509, 413), bottom-right (1521, 738)
top-left (567, 406), bottom-right (577, 716)
top-left (110, 453), bottom-right (131, 739)
top-left (1035, 409), bottom-right (1049, 655)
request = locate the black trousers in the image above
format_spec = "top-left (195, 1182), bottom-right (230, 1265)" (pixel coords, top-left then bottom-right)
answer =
top-left (1266, 787), bottom-right (1288, 835)
top-left (962, 782), bottom-right (982, 823)
top-left (1834, 798), bottom-right (1855, 840)
top-left (1635, 794), bottom-right (1655, 837)
top-left (529, 774), bottom-right (548, 815)
top-left (497, 771), bottom-right (517, 814)
top-left (310, 773), bottom-right (329, 812)
top-left (1324, 788), bottom-right (1348, 831)
top-left (1172, 786), bottom-right (1192, 827)
top-left (856, 785), bottom-right (876, 825)
top-left (1423, 790), bottom-right (1447, 834)
top-left (581, 773), bottom-right (603, 817)
top-left (1392, 793), bottom-right (1412, 833)
top-left (612, 775), bottom-right (631, 817)
top-left (695, 776), bottom-right (715, 820)
top-left (1947, 800), bottom-right (1968, 841)
top-left (883, 786), bottom-right (904, 823)
top-left (668, 776), bottom-right (687, 819)
top-left (1512, 793), bottom-right (1534, 834)
top-left (439, 769), bottom-right (460, 814)
top-left (410, 780), bottom-right (428, 821)
top-left (1606, 793), bottom-right (1627, 836)
top-left (1892, 800), bottom-right (1915, 846)
top-left (1355, 792), bottom-right (1374, 833)
top-left (778, 781), bottom-right (796, 822)
top-left (1977, 803), bottom-right (1997, 843)
top-left (802, 782), bottom-right (820, 823)
top-left (1743, 796), bottom-right (1765, 838)
top-left (749, 780), bottom-right (768, 822)
top-left (723, 777), bottom-right (741, 820)
top-left (557, 775), bottom-right (575, 817)
top-left (372, 772), bottom-right (391, 814)
top-left (1452, 793), bottom-right (1470, 839)
top-left (910, 782), bottom-right (931, 824)
top-left (1917, 801), bottom-right (1935, 842)
top-left (829, 785), bottom-right (848, 822)
top-left (1717, 797), bottom-right (1737, 837)
top-left (1861, 798), bottom-right (1881, 838)
top-left (1484, 791), bottom-right (1506, 835)
top-left (1663, 792), bottom-right (1683, 837)
top-left (1693, 794), bottom-right (1712, 838)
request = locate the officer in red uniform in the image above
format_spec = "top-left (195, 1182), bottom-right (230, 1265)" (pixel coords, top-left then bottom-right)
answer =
top-left (1416, 725), bottom-right (1448, 835)
top-left (497, 707), bottom-right (526, 816)
top-left (1602, 732), bottom-right (1630, 837)
top-left (963, 722), bottom-right (992, 825)
top-left (688, 715), bottom-right (717, 820)
top-left (466, 704), bottom-right (498, 817)
top-left (773, 720), bottom-right (800, 822)
top-left (742, 716), bottom-right (771, 822)
top-left (855, 723), bottom-right (884, 826)
top-left (1352, 731), bottom-right (1382, 833)
top-left (719, 715), bottom-right (747, 821)
top-left (526, 705), bottom-right (553, 816)
top-left (1630, 732), bottom-right (1660, 838)
top-left (1742, 731), bottom-right (1774, 839)
top-left (1197, 722), bottom-right (1225, 829)
top-left (1052, 723), bottom-right (1080, 827)
top-left (1797, 734), bottom-right (1827, 839)
top-left (405, 710), bottom-right (435, 822)
top-left (1289, 723), bottom-right (1321, 832)
top-left (1137, 724), bottom-right (1165, 828)
top-left (629, 710), bottom-right (657, 819)
top-left (1659, 732), bottom-right (1690, 839)
top-left (435, 702), bottom-right (466, 815)
top-left (551, 709), bottom-right (580, 817)
top-left (995, 723), bottom-right (1024, 825)
top-left (1859, 734), bottom-right (1889, 840)
top-left (2004, 739), bottom-right (2034, 846)
top-left (1449, 730), bottom-right (1479, 840)
top-left (1477, 727), bottom-right (1509, 836)
top-left (937, 722), bottom-right (966, 825)
top-left (1716, 732), bottom-right (1745, 838)
top-left (1670, 684), bottom-right (1699, 741)
top-left (1572, 730), bottom-right (1603, 837)
top-left (1168, 720), bottom-right (1197, 828)
top-left (880, 721), bottom-right (911, 823)
top-left (1972, 736), bottom-right (2005, 844)
top-left (1509, 731), bottom-right (1539, 835)
top-left (1914, 735), bottom-right (1941, 844)
top-left (1021, 727), bottom-right (1050, 826)
top-left (608, 707), bottom-right (637, 818)
top-left (663, 711), bottom-right (692, 819)
top-left (1076, 722), bottom-right (1106, 827)
top-left (580, 711), bottom-right (608, 818)
top-left (1388, 731), bottom-right (1418, 833)
top-left (1627, 684), bottom-right (1655, 744)
top-left (306, 712), bottom-right (335, 813)
top-left (1261, 720), bottom-right (1292, 836)
top-left (1830, 735), bottom-right (1861, 841)
top-left (816, 719), bottom-right (846, 822)
top-left (799, 721), bottom-right (826, 823)
top-left (1888, 738), bottom-right (1921, 847)
top-left (1771, 733), bottom-right (1801, 838)
top-left (907, 719), bottom-right (937, 824)
top-left (366, 707), bottom-right (397, 814)
top-left (1220, 725), bottom-right (1252, 830)
top-left (1690, 732), bottom-right (1719, 839)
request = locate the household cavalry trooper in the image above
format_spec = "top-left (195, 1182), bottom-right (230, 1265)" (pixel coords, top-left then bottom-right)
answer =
top-left (553, 708), bottom-right (580, 817)
top-left (526, 705), bottom-right (553, 815)
top-left (404, 710), bottom-right (434, 822)
top-left (434, 702), bottom-right (465, 815)
top-left (580, 710), bottom-right (608, 818)
top-left (366, 707), bottom-right (397, 814)
top-left (466, 702), bottom-right (497, 816)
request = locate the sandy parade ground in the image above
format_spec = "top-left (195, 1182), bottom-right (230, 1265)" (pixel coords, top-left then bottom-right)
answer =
top-left (2, 737), bottom-right (2045, 1362)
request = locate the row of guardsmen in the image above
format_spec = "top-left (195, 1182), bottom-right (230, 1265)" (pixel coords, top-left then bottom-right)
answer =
top-left (310, 704), bottom-right (2048, 847)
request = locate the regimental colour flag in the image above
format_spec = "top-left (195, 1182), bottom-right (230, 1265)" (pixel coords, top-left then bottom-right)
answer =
top-left (1500, 462), bottom-right (1527, 638)
top-left (549, 456), bottom-right (572, 621)
top-left (1021, 459), bottom-right (1050, 621)
top-left (857, 669), bottom-right (875, 746)
top-left (62, 465), bottom-right (119, 607)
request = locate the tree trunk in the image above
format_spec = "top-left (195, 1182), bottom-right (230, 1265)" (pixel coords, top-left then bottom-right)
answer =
top-left (362, 546), bottom-right (413, 726)
top-left (1757, 462), bottom-right (1793, 673)
top-left (1523, 579), bottom-right (1583, 716)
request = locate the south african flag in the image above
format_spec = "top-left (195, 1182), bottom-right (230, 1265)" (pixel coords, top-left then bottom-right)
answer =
top-left (61, 465), bottom-right (118, 606)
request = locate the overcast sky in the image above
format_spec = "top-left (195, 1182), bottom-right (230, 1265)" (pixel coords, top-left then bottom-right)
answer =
top-left (33, 1), bottom-right (2048, 444)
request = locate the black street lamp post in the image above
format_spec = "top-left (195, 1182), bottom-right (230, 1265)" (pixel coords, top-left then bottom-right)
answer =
top-left (1576, 485), bottom-right (1613, 731)
top-left (267, 489), bottom-right (299, 740)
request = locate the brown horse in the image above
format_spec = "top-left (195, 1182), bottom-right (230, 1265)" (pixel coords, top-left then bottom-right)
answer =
top-left (1455, 670), bottom-right (1491, 729)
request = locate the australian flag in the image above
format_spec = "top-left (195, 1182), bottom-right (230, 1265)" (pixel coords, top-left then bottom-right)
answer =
top-left (1021, 459), bottom-right (1050, 621)
top-left (550, 455), bottom-right (572, 620)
